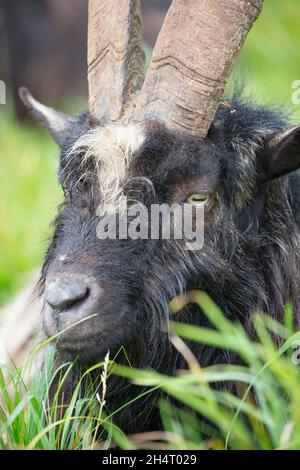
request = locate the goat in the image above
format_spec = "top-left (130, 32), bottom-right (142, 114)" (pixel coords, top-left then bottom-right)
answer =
top-left (18, 0), bottom-right (300, 433)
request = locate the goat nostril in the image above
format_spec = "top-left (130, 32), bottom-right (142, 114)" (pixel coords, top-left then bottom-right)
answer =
top-left (44, 277), bottom-right (89, 312)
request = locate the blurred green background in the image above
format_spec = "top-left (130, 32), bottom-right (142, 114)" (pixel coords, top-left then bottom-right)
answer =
top-left (0, 0), bottom-right (300, 305)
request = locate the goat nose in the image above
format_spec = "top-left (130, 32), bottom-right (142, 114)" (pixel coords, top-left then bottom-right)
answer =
top-left (44, 277), bottom-right (89, 311)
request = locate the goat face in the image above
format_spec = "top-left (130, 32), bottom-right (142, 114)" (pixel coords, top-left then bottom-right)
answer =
top-left (21, 89), bottom-right (300, 366)
top-left (41, 117), bottom-right (224, 364)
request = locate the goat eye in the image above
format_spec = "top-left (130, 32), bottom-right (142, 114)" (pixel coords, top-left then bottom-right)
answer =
top-left (186, 194), bottom-right (209, 205)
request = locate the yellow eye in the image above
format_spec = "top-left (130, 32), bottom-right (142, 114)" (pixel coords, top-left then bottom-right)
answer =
top-left (186, 194), bottom-right (209, 205)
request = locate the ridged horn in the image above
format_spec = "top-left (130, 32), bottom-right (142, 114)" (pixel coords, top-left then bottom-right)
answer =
top-left (88, 0), bottom-right (145, 123)
top-left (133, 0), bottom-right (264, 138)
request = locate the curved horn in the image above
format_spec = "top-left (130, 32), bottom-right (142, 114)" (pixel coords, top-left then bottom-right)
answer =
top-left (88, 0), bottom-right (145, 123)
top-left (134, 0), bottom-right (264, 138)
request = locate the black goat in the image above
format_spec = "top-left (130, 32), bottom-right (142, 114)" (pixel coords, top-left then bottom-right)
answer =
top-left (19, 0), bottom-right (300, 433)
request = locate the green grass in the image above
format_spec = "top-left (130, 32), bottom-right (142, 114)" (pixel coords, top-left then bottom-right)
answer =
top-left (0, 111), bottom-right (62, 304)
top-left (1, 294), bottom-right (300, 450)
top-left (0, 349), bottom-right (113, 450)
top-left (231, 0), bottom-right (300, 119)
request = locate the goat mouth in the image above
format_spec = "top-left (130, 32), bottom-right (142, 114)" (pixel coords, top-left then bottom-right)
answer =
top-left (55, 324), bottom-right (124, 355)
top-left (57, 334), bottom-right (100, 350)
top-left (56, 334), bottom-right (121, 364)
top-left (43, 302), bottom-right (133, 360)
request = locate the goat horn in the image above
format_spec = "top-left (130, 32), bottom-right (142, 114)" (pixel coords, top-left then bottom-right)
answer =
top-left (88, 0), bottom-right (145, 123)
top-left (133, 0), bottom-right (264, 138)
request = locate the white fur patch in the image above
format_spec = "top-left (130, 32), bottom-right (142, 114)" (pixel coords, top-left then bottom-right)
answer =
top-left (69, 124), bottom-right (145, 213)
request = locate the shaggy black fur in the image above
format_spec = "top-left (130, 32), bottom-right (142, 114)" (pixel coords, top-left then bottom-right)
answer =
top-left (40, 99), bottom-right (300, 433)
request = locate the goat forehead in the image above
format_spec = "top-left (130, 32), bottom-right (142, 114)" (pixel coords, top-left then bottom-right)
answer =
top-left (72, 122), bottom-right (145, 165)
top-left (69, 123), bottom-right (146, 212)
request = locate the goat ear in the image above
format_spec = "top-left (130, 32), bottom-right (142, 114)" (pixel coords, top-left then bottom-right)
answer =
top-left (260, 125), bottom-right (300, 182)
top-left (19, 87), bottom-right (78, 148)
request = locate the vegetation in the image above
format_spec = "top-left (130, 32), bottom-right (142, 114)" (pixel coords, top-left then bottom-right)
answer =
top-left (0, 111), bottom-right (61, 304)
top-left (1, 0), bottom-right (300, 451)
top-left (1, 294), bottom-right (300, 450)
